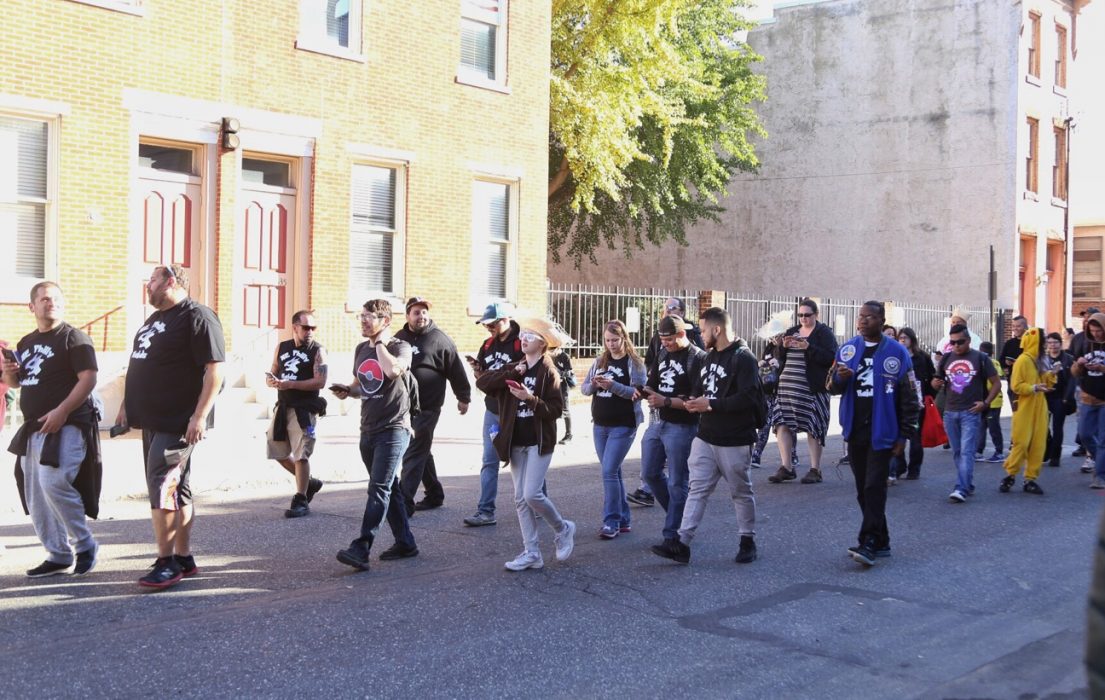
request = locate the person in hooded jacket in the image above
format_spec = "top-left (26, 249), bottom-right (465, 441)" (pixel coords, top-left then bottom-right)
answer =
top-left (1041, 332), bottom-right (1075, 468)
top-left (1000, 328), bottom-right (1056, 495)
top-left (1071, 312), bottom-right (1105, 490)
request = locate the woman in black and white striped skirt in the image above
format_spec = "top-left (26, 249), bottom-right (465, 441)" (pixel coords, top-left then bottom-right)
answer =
top-left (767, 299), bottom-right (838, 485)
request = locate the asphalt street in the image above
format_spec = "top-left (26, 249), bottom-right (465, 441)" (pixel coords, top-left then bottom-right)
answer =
top-left (0, 405), bottom-right (1102, 699)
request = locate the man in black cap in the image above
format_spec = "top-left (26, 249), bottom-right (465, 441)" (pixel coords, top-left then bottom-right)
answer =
top-left (395, 297), bottom-right (472, 514)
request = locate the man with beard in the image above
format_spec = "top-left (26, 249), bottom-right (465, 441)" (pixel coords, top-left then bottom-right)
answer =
top-left (395, 297), bottom-right (472, 515)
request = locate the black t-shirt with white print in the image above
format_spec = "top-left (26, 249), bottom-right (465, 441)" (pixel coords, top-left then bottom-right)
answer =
top-left (648, 344), bottom-right (705, 425)
top-left (125, 298), bottom-right (226, 434)
top-left (276, 338), bottom-right (322, 407)
top-left (850, 342), bottom-right (879, 445)
top-left (938, 349), bottom-right (996, 412)
top-left (591, 354), bottom-right (635, 428)
top-left (16, 323), bottom-right (98, 422)
top-left (354, 338), bottom-right (413, 435)
top-left (1078, 340), bottom-right (1105, 401)
top-left (511, 361), bottom-right (541, 447)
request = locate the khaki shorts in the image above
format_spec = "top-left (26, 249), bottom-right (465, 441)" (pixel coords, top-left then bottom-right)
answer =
top-left (266, 412), bottom-right (316, 462)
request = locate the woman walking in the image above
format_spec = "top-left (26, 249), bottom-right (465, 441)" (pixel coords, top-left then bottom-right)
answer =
top-left (892, 327), bottom-right (935, 480)
top-left (475, 318), bottom-right (576, 571)
top-left (768, 299), bottom-right (838, 484)
top-left (552, 347), bottom-right (576, 444)
top-left (582, 320), bottom-right (647, 539)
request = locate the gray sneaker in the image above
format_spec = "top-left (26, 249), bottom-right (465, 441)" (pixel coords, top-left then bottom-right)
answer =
top-left (1090, 477), bottom-right (1105, 490)
top-left (554, 520), bottom-right (576, 561)
top-left (463, 511), bottom-right (497, 527)
top-left (504, 551), bottom-right (544, 571)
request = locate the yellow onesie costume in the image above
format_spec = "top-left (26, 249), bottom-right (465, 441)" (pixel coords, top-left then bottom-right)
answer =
top-left (1002, 328), bottom-right (1055, 486)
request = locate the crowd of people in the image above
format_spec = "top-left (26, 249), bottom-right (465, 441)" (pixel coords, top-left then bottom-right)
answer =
top-left (4, 277), bottom-right (1105, 588)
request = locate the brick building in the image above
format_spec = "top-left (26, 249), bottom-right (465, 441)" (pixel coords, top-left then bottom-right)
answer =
top-left (0, 0), bottom-right (550, 371)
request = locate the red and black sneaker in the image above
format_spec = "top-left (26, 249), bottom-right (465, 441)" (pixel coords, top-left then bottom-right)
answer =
top-left (174, 554), bottom-right (200, 578)
top-left (138, 556), bottom-right (183, 589)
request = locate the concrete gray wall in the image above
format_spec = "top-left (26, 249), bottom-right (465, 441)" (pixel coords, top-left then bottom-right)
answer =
top-left (549, 0), bottom-right (1022, 308)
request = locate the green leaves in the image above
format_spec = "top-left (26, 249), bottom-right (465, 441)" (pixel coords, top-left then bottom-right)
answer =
top-left (549, 0), bottom-right (767, 266)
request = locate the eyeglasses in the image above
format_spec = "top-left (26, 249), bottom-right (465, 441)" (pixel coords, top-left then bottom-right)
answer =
top-left (665, 304), bottom-right (681, 312)
top-left (519, 331), bottom-right (543, 343)
top-left (358, 313), bottom-right (390, 321)
top-left (797, 313), bottom-right (814, 318)
top-left (296, 324), bottom-right (317, 331)
top-left (949, 338), bottom-right (969, 346)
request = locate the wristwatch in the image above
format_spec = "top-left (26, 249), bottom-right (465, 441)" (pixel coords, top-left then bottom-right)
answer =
top-left (664, 397), bottom-right (672, 408)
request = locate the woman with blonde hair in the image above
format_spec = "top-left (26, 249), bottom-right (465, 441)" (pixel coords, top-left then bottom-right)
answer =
top-left (582, 320), bottom-right (647, 539)
top-left (475, 317), bottom-right (576, 571)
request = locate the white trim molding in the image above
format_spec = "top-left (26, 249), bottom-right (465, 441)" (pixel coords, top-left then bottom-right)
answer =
top-left (346, 143), bottom-right (417, 164)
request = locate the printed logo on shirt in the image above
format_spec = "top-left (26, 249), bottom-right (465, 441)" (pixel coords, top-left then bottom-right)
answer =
top-left (856, 357), bottom-right (875, 398)
top-left (131, 321), bottom-right (167, 360)
top-left (944, 358), bottom-right (977, 394)
top-left (839, 345), bottom-right (857, 363)
top-left (17, 344), bottom-right (54, 387)
top-left (410, 345), bottom-right (421, 356)
top-left (279, 348), bottom-right (310, 381)
top-left (1086, 350), bottom-right (1105, 377)
top-left (657, 357), bottom-right (686, 394)
top-left (700, 362), bottom-right (727, 399)
top-left (597, 364), bottom-right (625, 397)
top-left (483, 351), bottom-right (514, 372)
top-left (357, 358), bottom-right (385, 397)
top-left (517, 374), bottom-right (537, 418)
top-left (883, 357), bottom-right (901, 375)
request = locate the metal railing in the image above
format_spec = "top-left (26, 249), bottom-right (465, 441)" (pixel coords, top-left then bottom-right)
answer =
top-left (548, 284), bottom-right (697, 357)
top-left (79, 305), bottom-right (124, 352)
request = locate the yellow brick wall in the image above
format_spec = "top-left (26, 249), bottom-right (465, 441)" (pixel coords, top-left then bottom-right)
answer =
top-left (0, 0), bottom-right (550, 357)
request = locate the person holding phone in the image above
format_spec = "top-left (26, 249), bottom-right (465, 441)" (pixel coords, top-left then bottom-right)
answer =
top-left (581, 320), bottom-right (647, 539)
top-left (999, 328), bottom-right (1055, 495)
top-left (1071, 312), bottom-right (1105, 490)
top-left (2, 282), bottom-right (101, 578)
top-left (767, 298), bottom-right (837, 485)
top-left (475, 318), bottom-right (575, 571)
top-left (265, 310), bottom-right (327, 518)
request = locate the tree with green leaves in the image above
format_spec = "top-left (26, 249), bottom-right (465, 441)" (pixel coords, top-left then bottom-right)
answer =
top-left (548, 0), bottom-right (767, 266)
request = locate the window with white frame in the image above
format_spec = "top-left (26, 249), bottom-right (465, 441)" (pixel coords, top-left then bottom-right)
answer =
top-left (470, 179), bottom-right (515, 302)
top-left (0, 115), bottom-right (51, 282)
top-left (65, 0), bottom-right (144, 16)
top-left (349, 164), bottom-right (404, 297)
top-left (297, 0), bottom-right (364, 60)
top-left (459, 0), bottom-right (508, 85)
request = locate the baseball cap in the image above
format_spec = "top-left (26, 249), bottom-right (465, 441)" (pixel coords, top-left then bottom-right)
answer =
top-left (1082, 306), bottom-right (1101, 316)
top-left (658, 316), bottom-right (687, 336)
top-left (476, 302), bottom-right (514, 325)
top-left (405, 296), bottom-right (431, 313)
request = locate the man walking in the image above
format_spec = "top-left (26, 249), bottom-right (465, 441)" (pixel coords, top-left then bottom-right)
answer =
top-left (464, 303), bottom-right (523, 527)
top-left (1000, 315), bottom-right (1028, 410)
top-left (652, 307), bottom-right (762, 565)
top-left (2, 282), bottom-right (101, 578)
top-left (933, 323), bottom-right (1000, 503)
top-left (334, 299), bottom-right (419, 570)
top-left (829, 301), bottom-right (919, 567)
top-left (642, 316), bottom-right (706, 560)
top-left (118, 265), bottom-right (225, 589)
top-left (395, 296), bottom-right (472, 514)
top-left (1072, 312), bottom-right (1105, 490)
top-left (266, 310), bottom-right (327, 518)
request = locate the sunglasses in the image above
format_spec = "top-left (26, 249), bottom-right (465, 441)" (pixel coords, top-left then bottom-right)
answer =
top-left (950, 338), bottom-right (969, 346)
top-left (519, 331), bottom-right (543, 343)
top-left (358, 313), bottom-right (390, 321)
top-left (797, 313), bottom-right (814, 318)
top-left (296, 324), bottom-right (317, 331)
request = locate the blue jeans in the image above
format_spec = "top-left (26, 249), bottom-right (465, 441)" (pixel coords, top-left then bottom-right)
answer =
top-left (1078, 403), bottom-right (1105, 479)
top-left (640, 420), bottom-right (697, 540)
top-left (594, 424), bottom-right (638, 528)
top-left (358, 428), bottom-right (415, 549)
top-left (944, 410), bottom-right (981, 494)
top-left (477, 410), bottom-right (501, 515)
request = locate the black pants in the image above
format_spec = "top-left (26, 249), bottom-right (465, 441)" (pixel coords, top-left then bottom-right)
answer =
top-left (399, 408), bottom-right (444, 507)
top-left (848, 440), bottom-right (891, 549)
top-left (890, 409), bottom-right (924, 478)
top-left (976, 408), bottom-right (1003, 454)
top-left (1045, 403), bottom-right (1065, 463)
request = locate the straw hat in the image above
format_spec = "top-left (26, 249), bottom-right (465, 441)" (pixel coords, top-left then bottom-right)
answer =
top-left (951, 307), bottom-right (971, 324)
top-left (517, 317), bottom-right (573, 350)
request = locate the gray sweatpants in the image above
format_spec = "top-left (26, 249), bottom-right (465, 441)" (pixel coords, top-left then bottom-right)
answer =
top-left (678, 437), bottom-right (756, 543)
top-left (20, 426), bottom-right (95, 564)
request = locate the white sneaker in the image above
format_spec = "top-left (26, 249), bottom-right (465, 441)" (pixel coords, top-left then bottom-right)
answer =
top-left (554, 520), bottom-right (576, 561)
top-left (504, 551), bottom-right (544, 571)
top-left (948, 489), bottom-right (966, 503)
top-left (1090, 476), bottom-right (1105, 490)
top-left (1083, 457), bottom-right (1095, 474)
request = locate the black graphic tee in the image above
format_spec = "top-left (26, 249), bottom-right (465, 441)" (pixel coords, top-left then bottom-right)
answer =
top-left (354, 338), bottom-right (413, 435)
top-left (511, 361), bottom-right (542, 447)
top-left (125, 298), bottom-right (226, 434)
top-left (1077, 341), bottom-right (1105, 401)
top-left (16, 323), bottom-right (97, 421)
top-left (591, 355), bottom-right (635, 427)
top-left (648, 345), bottom-right (705, 424)
top-left (276, 339), bottom-right (322, 406)
top-left (850, 343), bottom-right (879, 444)
top-left (938, 350), bottom-right (996, 412)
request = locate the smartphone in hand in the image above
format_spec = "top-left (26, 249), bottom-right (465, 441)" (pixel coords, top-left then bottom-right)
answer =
top-left (1, 348), bottom-right (19, 366)
top-left (505, 379), bottom-right (523, 391)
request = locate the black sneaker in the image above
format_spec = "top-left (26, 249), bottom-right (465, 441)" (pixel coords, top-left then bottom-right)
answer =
top-left (138, 556), bottom-right (183, 589)
top-left (851, 539), bottom-right (877, 567)
top-left (848, 544), bottom-right (891, 558)
top-left (768, 467), bottom-right (797, 484)
top-left (1023, 480), bottom-right (1044, 495)
top-left (799, 468), bottom-right (823, 484)
top-left (558, 433), bottom-right (573, 445)
top-left (73, 544), bottom-right (98, 576)
top-left (735, 536), bottom-right (757, 564)
top-left (999, 475), bottom-right (1015, 493)
top-left (285, 493), bottom-right (310, 518)
top-left (414, 498), bottom-right (443, 511)
top-left (306, 478), bottom-right (323, 503)
top-left (1073, 446), bottom-right (1087, 457)
top-left (26, 560), bottom-right (70, 578)
top-left (336, 541), bottom-right (371, 571)
top-left (378, 542), bottom-right (419, 561)
top-left (626, 489), bottom-right (655, 506)
top-left (1047, 457), bottom-right (1061, 467)
top-left (650, 537), bottom-right (691, 564)
top-left (174, 554), bottom-right (200, 577)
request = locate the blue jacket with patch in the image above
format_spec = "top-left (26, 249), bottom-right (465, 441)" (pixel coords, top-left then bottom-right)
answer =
top-left (829, 335), bottom-right (920, 450)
